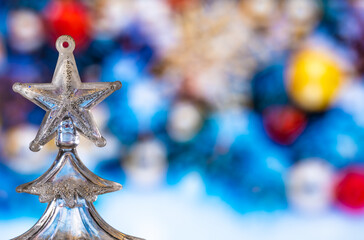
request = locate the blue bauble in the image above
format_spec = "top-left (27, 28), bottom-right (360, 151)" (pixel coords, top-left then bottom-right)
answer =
top-left (166, 117), bottom-right (218, 185)
top-left (204, 112), bottom-right (289, 212)
top-left (100, 51), bottom-right (144, 144)
top-left (6, 55), bottom-right (45, 84)
top-left (293, 108), bottom-right (364, 168)
top-left (0, 163), bottom-right (44, 219)
top-left (251, 64), bottom-right (289, 112)
top-left (101, 51), bottom-right (171, 144)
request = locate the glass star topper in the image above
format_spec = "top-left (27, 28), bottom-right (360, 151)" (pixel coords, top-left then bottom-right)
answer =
top-left (13, 35), bottom-right (121, 152)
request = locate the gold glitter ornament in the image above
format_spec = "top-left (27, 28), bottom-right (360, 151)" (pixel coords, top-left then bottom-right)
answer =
top-left (163, 1), bottom-right (254, 107)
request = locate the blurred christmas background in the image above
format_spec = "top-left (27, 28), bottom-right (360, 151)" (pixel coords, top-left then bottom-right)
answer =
top-left (1, 0), bottom-right (364, 239)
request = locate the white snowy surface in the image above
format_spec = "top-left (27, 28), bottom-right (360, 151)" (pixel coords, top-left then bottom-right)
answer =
top-left (1, 172), bottom-right (364, 240)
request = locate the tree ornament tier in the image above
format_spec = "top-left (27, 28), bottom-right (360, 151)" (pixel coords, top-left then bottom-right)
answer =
top-left (13, 197), bottom-right (142, 240)
top-left (16, 148), bottom-right (122, 208)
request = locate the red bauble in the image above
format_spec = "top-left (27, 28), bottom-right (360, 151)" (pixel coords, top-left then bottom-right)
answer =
top-left (263, 105), bottom-right (307, 145)
top-left (167, 0), bottom-right (199, 12)
top-left (335, 167), bottom-right (364, 211)
top-left (44, 0), bottom-right (91, 50)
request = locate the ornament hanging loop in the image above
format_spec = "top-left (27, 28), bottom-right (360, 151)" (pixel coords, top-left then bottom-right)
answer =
top-left (56, 35), bottom-right (75, 53)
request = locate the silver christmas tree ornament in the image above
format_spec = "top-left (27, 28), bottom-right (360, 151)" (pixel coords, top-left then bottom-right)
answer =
top-left (12, 35), bottom-right (143, 240)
